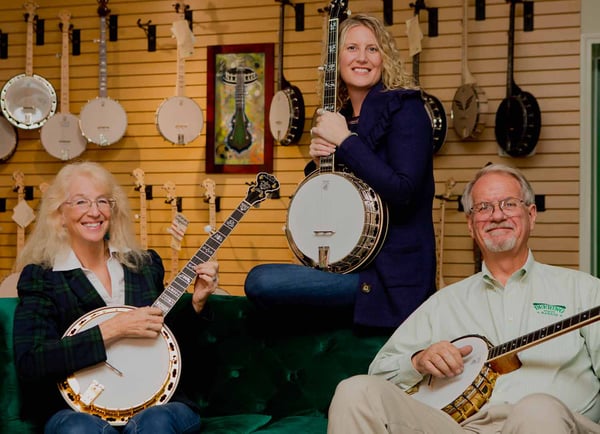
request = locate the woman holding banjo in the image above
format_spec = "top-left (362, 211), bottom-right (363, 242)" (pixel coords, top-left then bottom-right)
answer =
top-left (244, 13), bottom-right (436, 330)
top-left (12, 161), bottom-right (218, 433)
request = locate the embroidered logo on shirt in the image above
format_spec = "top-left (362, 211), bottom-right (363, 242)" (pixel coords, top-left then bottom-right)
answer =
top-left (533, 303), bottom-right (566, 317)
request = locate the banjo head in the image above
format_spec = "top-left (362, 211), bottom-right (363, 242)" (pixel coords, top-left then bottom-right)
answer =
top-left (0, 74), bottom-right (57, 130)
top-left (79, 97), bottom-right (128, 146)
top-left (40, 112), bottom-right (87, 160)
top-left (155, 96), bottom-right (204, 145)
top-left (451, 84), bottom-right (488, 140)
top-left (409, 335), bottom-right (496, 419)
top-left (269, 86), bottom-right (305, 146)
top-left (286, 172), bottom-right (388, 273)
top-left (0, 116), bottom-right (18, 162)
top-left (58, 306), bottom-right (181, 426)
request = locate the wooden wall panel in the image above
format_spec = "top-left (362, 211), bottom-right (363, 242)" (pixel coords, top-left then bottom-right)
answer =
top-left (0, 0), bottom-right (583, 295)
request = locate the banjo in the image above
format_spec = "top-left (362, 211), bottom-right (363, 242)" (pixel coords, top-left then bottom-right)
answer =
top-left (268, 0), bottom-right (305, 146)
top-left (285, 0), bottom-right (388, 274)
top-left (58, 172), bottom-right (280, 425)
top-left (79, 0), bottom-right (127, 146)
top-left (409, 0), bottom-right (447, 154)
top-left (494, 0), bottom-right (541, 157)
top-left (450, 0), bottom-right (488, 140)
top-left (409, 305), bottom-right (600, 422)
top-left (40, 10), bottom-right (87, 160)
top-left (155, 1), bottom-right (204, 145)
top-left (0, 116), bottom-right (18, 162)
top-left (0, 1), bottom-right (57, 130)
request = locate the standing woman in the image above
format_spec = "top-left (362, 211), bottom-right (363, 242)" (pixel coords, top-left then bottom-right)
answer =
top-left (13, 161), bottom-right (219, 433)
top-left (245, 14), bottom-right (436, 330)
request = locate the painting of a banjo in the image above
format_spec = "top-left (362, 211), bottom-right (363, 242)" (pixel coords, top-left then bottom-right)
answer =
top-left (58, 172), bottom-right (280, 425)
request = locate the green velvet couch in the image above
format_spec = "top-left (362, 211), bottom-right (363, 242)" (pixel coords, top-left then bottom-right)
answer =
top-left (0, 294), bottom-right (389, 433)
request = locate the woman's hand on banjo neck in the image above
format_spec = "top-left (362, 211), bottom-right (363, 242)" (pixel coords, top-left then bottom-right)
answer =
top-left (412, 341), bottom-right (474, 379)
top-left (99, 261), bottom-right (219, 345)
top-left (309, 109), bottom-right (354, 165)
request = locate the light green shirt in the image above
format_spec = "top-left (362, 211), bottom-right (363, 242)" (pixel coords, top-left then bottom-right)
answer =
top-left (369, 251), bottom-right (600, 421)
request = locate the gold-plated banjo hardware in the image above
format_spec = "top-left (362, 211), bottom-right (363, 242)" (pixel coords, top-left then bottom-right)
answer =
top-left (318, 246), bottom-right (330, 269)
top-left (488, 352), bottom-right (522, 374)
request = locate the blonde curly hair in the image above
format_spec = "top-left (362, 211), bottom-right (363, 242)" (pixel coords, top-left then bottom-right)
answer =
top-left (317, 13), bottom-right (415, 109)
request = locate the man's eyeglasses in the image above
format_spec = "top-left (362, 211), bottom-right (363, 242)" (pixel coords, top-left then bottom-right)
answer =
top-left (470, 197), bottom-right (525, 217)
top-left (64, 197), bottom-right (116, 212)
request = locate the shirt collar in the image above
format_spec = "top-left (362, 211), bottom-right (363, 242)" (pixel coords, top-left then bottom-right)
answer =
top-left (53, 244), bottom-right (120, 271)
top-left (481, 249), bottom-right (534, 287)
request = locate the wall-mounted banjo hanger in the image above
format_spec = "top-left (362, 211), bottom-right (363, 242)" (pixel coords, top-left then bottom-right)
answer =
top-left (138, 2), bottom-right (194, 53)
top-left (0, 30), bottom-right (7, 59)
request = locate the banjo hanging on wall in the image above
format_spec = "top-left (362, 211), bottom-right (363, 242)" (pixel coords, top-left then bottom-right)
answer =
top-left (40, 10), bottom-right (87, 160)
top-left (0, 1), bottom-right (57, 130)
top-left (155, 1), bottom-right (204, 145)
top-left (450, 0), bottom-right (488, 140)
top-left (494, 0), bottom-right (541, 157)
top-left (79, 0), bottom-right (127, 146)
top-left (268, 0), bottom-right (305, 146)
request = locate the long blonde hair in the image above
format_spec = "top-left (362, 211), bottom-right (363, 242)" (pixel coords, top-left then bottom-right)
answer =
top-left (16, 161), bottom-right (149, 271)
top-left (317, 13), bottom-right (415, 109)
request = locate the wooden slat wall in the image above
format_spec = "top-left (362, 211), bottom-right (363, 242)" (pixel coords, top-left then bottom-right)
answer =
top-left (0, 0), bottom-right (582, 295)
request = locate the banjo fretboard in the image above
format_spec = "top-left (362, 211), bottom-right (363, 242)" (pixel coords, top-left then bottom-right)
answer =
top-left (488, 305), bottom-right (600, 362)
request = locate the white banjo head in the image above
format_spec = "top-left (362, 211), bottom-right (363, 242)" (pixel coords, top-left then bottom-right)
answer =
top-left (79, 97), bottom-right (128, 146)
top-left (58, 306), bottom-right (181, 426)
top-left (451, 83), bottom-right (488, 140)
top-left (0, 74), bottom-right (57, 130)
top-left (286, 170), bottom-right (387, 273)
top-left (269, 90), bottom-right (293, 143)
top-left (40, 113), bottom-right (87, 160)
top-left (410, 335), bottom-right (491, 410)
top-left (156, 96), bottom-right (204, 145)
top-left (0, 116), bottom-right (17, 161)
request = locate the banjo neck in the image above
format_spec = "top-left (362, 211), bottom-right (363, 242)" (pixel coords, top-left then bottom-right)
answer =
top-left (97, 0), bottom-right (110, 98)
top-left (318, 1), bottom-right (345, 172)
top-left (153, 173), bottom-right (279, 315)
top-left (460, 0), bottom-right (475, 85)
top-left (506, 0), bottom-right (518, 97)
top-left (487, 305), bottom-right (600, 373)
top-left (58, 10), bottom-right (72, 113)
top-left (162, 181), bottom-right (179, 282)
top-left (435, 178), bottom-right (455, 290)
top-left (12, 171), bottom-right (25, 259)
top-left (133, 168), bottom-right (148, 250)
top-left (24, 1), bottom-right (37, 77)
top-left (173, 1), bottom-right (190, 98)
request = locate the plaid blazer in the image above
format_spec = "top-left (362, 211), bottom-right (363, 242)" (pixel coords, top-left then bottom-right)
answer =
top-left (12, 249), bottom-right (204, 424)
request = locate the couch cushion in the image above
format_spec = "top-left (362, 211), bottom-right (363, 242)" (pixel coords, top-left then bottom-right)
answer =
top-left (201, 414), bottom-right (272, 433)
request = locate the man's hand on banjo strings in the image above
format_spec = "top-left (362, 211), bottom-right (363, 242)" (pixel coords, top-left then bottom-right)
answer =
top-left (412, 341), bottom-right (474, 378)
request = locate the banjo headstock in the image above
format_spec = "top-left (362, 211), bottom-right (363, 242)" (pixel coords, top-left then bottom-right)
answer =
top-left (58, 9), bottom-right (72, 29)
top-left (132, 168), bottom-right (146, 191)
top-left (97, 0), bottom-right (110, 18)
top-left (162, 181), bottom-right (176, 204)
top-left (23, 1), bottom-right (38, 22)
top-left (202, 178), bottom-right (216, 205)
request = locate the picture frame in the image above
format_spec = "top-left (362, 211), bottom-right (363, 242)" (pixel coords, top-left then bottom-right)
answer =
top-left (205, 43), bottom-right (275, 174)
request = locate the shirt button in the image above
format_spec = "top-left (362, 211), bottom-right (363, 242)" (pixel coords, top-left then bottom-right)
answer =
top-left (361, 283), bottom-right (371, 293)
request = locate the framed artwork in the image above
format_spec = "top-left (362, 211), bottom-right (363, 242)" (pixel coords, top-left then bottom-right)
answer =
top-left (206, 43), bottom-right (274, 173)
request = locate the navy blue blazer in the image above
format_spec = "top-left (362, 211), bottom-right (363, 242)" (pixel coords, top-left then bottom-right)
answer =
top-left (307, 84), bottom-right (436, 329)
